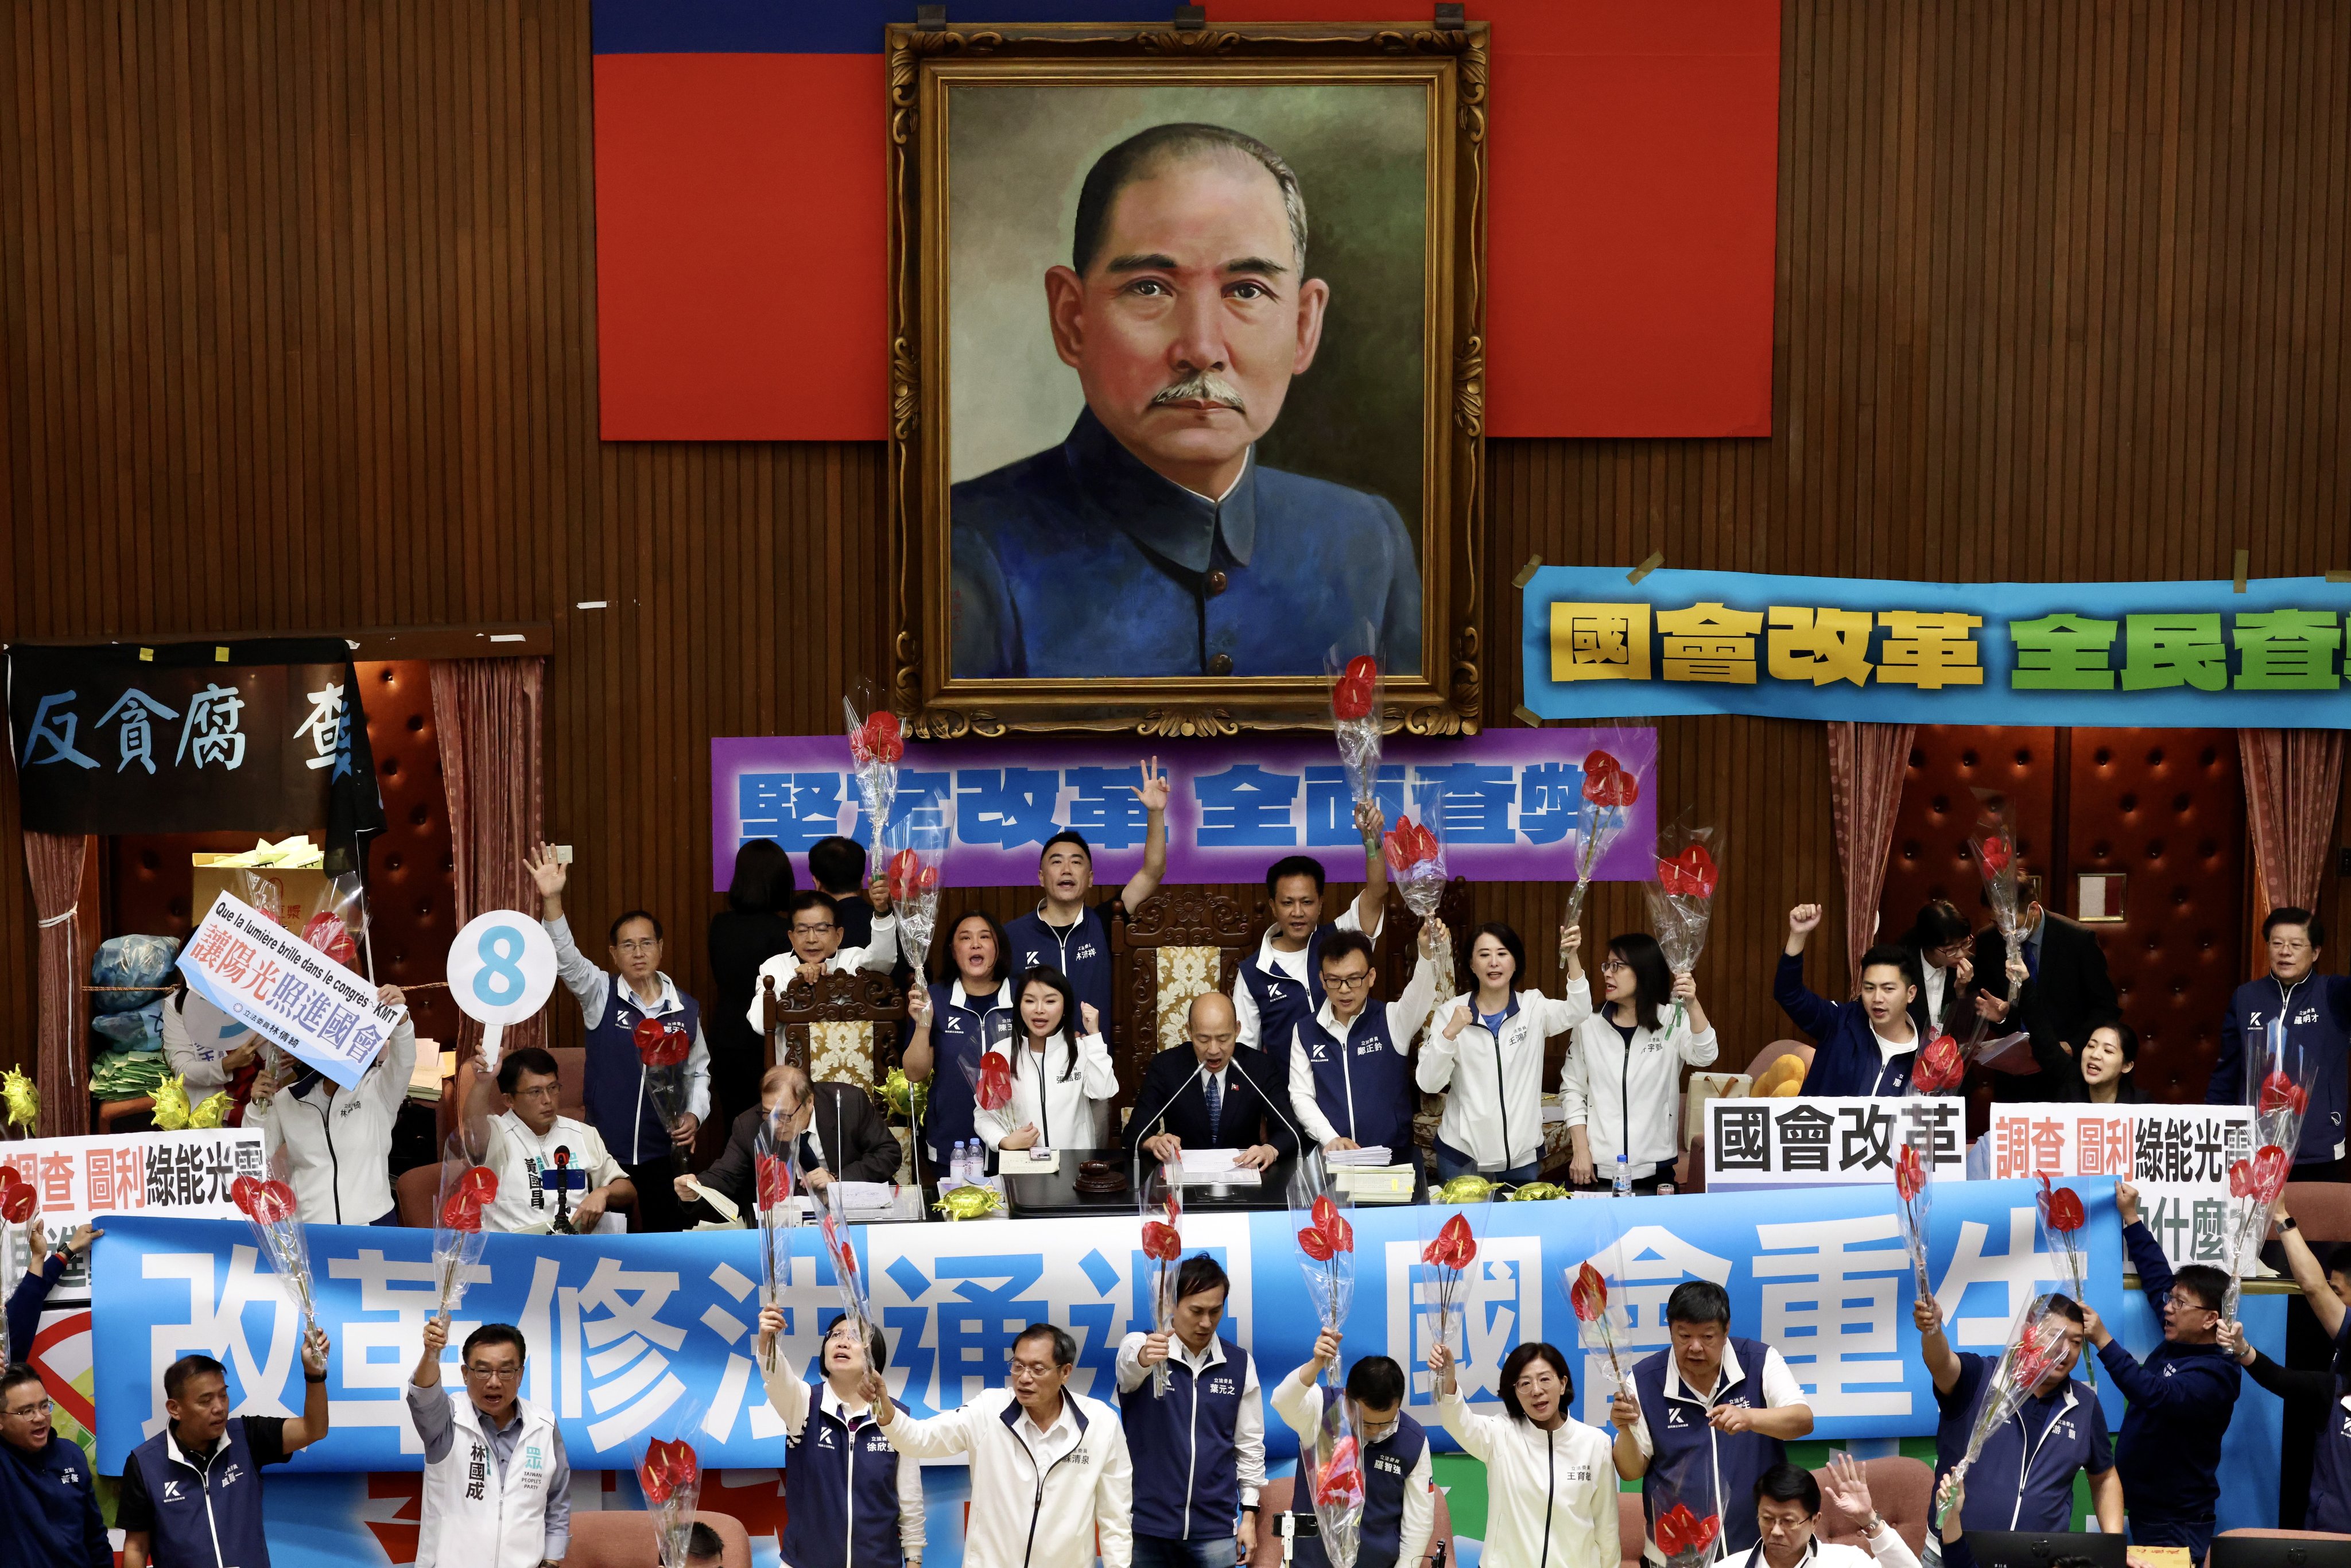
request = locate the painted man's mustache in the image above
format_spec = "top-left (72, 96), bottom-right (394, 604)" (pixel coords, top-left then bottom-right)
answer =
top-left (1151, 370), bottom-right (1247, 413)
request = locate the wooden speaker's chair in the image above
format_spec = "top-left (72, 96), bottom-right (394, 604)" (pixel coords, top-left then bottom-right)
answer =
top-left (763, 969), bottom-right (906, 1095)
top-left (1114, 885), bottom-right (1257, 1108)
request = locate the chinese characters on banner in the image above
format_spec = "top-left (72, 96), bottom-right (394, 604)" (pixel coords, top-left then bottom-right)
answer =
top-left (0, 1128), bottom-right (266, 1317)
top-left (709, 729), bottom-right (1659, 890)
top-left (1969, 1104), bottom-right (2257, 1274)
top-left (179, 893), bottom-right (404, 1089)
top-left (90, 1178), bottom-right (2120, 1472)
top-left (1704, 1098), bottom-right (1968, 1187)
top-left (1520, 568), bottom-right (2351, 725)
top-left (4, 639), bottom-right (385, 852)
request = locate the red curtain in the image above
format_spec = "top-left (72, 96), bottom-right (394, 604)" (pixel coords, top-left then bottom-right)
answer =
top-left (2240, 728), bottom-right (2346, 914)
top-left (24, 830), bottom-right (90, 1137)
top-left (430, 659), bottom-right (548, 1058)
top-left (1828, 721), bottom-right (1917, 993)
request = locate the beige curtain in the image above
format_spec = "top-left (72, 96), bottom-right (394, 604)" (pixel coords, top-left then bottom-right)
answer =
top-left (430, 659), bottom-right (548, 1059)
top-left (1828, 721), bottom-right (1917, 992)
top-left (2240, 728), bottom-right (2346, 914)
top-left (24, 831), bottom-right (90, 1136)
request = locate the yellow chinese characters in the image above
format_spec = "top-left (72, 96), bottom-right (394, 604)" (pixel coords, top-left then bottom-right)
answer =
top-left (1549, 602), bottom-right (1650, 682)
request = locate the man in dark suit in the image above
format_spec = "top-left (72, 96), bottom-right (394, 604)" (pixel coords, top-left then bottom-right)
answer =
top-left (1972, 876), bottom-right (2118, 1102)
top-left (951, 122), bottom-right (1421, 681)
top-left (678, 1064), bottom-right (901, 1221)
top-left (1123, 991), bottom-right (1299, 1167)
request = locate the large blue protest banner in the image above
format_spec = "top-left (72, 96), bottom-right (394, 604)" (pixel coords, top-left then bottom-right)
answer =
top-left (1520, 568), bottom-right (2351, 725)
top-left (708, 728), bottom-right (1658, 891)
top-left (92, 1178), bottom-right (2119, 1474)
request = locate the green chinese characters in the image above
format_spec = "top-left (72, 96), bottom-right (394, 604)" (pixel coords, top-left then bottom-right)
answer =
top-left (2007, 609), bottom-right (2343, 691)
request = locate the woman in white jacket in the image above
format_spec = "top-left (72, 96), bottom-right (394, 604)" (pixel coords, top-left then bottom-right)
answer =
top-left (1428, 1337), bottom-right (1619, 1568)
top-left (974, 966), bottom-right (1118, 1154)
top-left (1559, 931), bottom-right (1716, 1194)
top-left (253, 983), bottom-right (417, 1225)
top-left (1418, 922), bottom-right (1592, 1182)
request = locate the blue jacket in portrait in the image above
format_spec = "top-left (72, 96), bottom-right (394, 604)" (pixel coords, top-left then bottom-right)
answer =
top-left (950, 407), bottom-right (1423, 680)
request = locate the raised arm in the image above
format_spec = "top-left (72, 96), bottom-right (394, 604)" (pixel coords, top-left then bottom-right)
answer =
top-left (1384, 923), bottom-right (1446, 1046)
top-left (901, 986), bottom-right (935, 1082)
top-left (284, 1327), bottom-right (335, 1452)
top-left (2276, 1196), bottom-right (2345, 1337)
top-left (367, 990), bottom-right (419, 1115)
top-left (755, 1305), bottom-right (813, 1436)
top-left (2113, 1181), bottom-right (2177, 1313)
top-left (1120, 760), bottom-right (1171, 910)
top-left (1911, 1293), bottom-right (1965, 1395)
top-left (1352, 797), bottom-right (1388, 937)
top-left (1774, 906), bottom-right (1841, 1039)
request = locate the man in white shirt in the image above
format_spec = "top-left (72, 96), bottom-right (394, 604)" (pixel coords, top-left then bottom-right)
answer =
top-left (464, 1045), bottom-right (634, 1234)
top-left (1231, 798), bottom-right (1390, 1053)
top-left (870, 1324), bottom-right (1133, 1568)
top-left (406, 1317), bottom-right (567, 1568)
top-left (1116, 1254), bottom-right (1265, 1563)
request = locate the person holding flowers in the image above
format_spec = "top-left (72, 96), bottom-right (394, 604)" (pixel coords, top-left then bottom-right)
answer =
top-left (2208, 906), bottom-right (2351, 1178)
top-left (1558, 929), bottom-right (1716, 1194)
top-left (1910, 1291), bottom-right (2120, 1532)
top-left (529, 843), bottom-right (710, 1233)
top-left (1420, 921), bottom-right (1592, 1184)
top-left (2082, 1178), bottom-right (2241, 1562)
top-left (1231, 798), bottom-right (1391, 1056)
top-left (405, 1318), bottom-right (569, 1568)
top-left (1779, 905), bottom-right (1968, 1097)
top-left (1285, 919), bottom-right (1448, 1158)
top-left (1115, 1253), bottom-right (1267, 1566)
top-left (754, 1306), bottom-right (926, 1568)
top-left (249, 980), bottom-right (416, 1225)
top-left (1427, 1336), bottom-right (1618, 1568)
top-left (120, 1331), bottom-right (333, 1568)
top-left (1967, 871), bottom-right (2117, 1102)
top-left (1271, 1329), bottom-right (1431, 1568)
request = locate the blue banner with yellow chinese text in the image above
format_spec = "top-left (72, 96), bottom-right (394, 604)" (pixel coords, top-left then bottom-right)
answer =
top-left (1521, 568), bottom-right (2351, 725)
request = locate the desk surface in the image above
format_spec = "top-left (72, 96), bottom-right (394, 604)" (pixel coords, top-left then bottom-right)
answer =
top-left (1004, 1149), bottom-right (1303, 1216)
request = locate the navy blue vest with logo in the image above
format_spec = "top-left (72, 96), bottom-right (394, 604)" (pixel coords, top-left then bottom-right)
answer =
top-left (127, 1420), bottom-right (273, 1568)
top-left (1631, 1337), bottom-right (1785, 1556)
top-left (1294, 1003), bottom-right (1414, 1153)
top-left (1239, 923), bottom-right (1343, 1058)
top-left (1119, 1336), bottom-right (1251, 1539)
top-left (582, 977), bottom-right (702, 1166)
top-left (781, 1391), bottom-right (910, 1567)
top-left (1932, 1357), bottom-right (2102, 1533)
top-left (919, 980), bottom-right (1014, 1159)
top-left (1289, 1411), bottom-right (1428, 1568)
top-left (1005, 903), bottom-right (1116, 1046)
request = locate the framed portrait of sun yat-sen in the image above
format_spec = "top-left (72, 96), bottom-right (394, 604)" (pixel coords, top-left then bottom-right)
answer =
top-left (885, 18), bottom-right (1489, 737)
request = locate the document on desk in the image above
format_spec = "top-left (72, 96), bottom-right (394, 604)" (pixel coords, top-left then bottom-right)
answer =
top-left (1323, 1146), bottom-right (1392, 1167)
top-left (1178, 1150), bottom-right (1263, 1186)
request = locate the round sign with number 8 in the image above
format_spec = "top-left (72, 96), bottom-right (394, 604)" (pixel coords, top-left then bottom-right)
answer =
top-left (447, 910), bottom-right (558, 1030)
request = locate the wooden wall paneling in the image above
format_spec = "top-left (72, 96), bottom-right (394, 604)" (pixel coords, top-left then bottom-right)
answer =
top-left (7, 0), bottom-right (2351, 1089)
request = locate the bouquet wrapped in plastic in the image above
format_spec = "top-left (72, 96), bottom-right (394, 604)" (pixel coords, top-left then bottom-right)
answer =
top-left (1937, 1291), bottom-right (2073, 1527)
top-left (1565, 739), bottom-right (1648, 930)
top-left (1569, 1259), bottom-right (1631, 1398)
top-left (1419, 1208), bottom-right (1479, 1368)
top-left (1894, 1144), bottom-right (1935, 1305)
top-left (1384, 794), bottom-right (1450, 986)
top-left (637, 1430), bottom-right (705, 1568)
top-left (1967, 798), bottom-right (2026, 976)
top-left (754, 1111), bottom-right (801, 1373)
top-left (1303, 1391), bottom-right (1367, 1568)
top-left (1646, 821), bottom-right (1720, 1035)
top-left (0, 1167), bottom-right (37, 1363)
top-left (883, 814), bottom-right (949, 981)
top-left (2253, 1013), bottom-right (2311, 1161)
top-left (432, 1143), bottom-right (498, 1320)
top-left (2223, 1142), bottom-right (2292, 1320)
top-left (231, 1158), bottom-right (317, 1336)
top-left (634, 1016), bottom-right (695, 1176)
top-left (817, 1183), bottom-right (876, 1370)
top-left (1328, 651), bottom-right (1384, 809)
top-left (1289, 1156), bottom-right (1356, 1383)
top-left (844, 686), bottom-right (904, 842)
top-left (1651, 1446), bottom-right (1725, 1568)
top-left (2035, 1173), bottom-right (2093, 1384)
top-left (1140, 1163), bottom-right (1184, 1398)
top-left (1907, 1032), bottom-right (1968, 1096)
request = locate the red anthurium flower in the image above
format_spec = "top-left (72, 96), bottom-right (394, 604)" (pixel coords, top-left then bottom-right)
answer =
top-left (851, 711), bottom-right (905, 767)
top-left (1314, 1433), bottom-right (1364, 1507)
top-left (0, 1165), bottom-right (20, 1191)
top-left (633, 1018), bottom-right (691, 1069)
top-left (1331, 656), bottom-right (1380, 722)
top-left (976, 1051), bottom-right (1014, 1112)
top-left (1141, 1221), bottom-right (1182, 1262)
top-left (1657, 1503), bottom-right (1720, 1557)
top-left (1422, 1212), bottom-right (1476, 1270)
top-left (301, 910), bottom-right (359, 968)
top-left (2036, 1174), bottom-right (2086, 1233)
top-left (821, 1209), bottom-right (858, 1274)
top-left (1570, 1261), bottom-right (1609, 1323)
top-left (1297, 1224), bottom-right (1336, 1262)
top-left (439, 1193), bottom-right (484, 1233)
top-left (1978, 836), bottom-right (2013, 875)
top-left (1582, 750), bottom-right (1639, 808)
top-left (2228, 1158), bottom-right (2256, 1199)
top-left (458, 1166), bottom-right (499, 1204)
top-left (638, 1437), bottom-right (700, 1504)
top-left (757, 1154), bottom-right (794, 1209)
top-left (1656, 845), bottom-right (1719, 898)
top-left (1911, 1034), bottom-right (1965, 1094)
top-left (885, 848), bottom-right (938, 902)
top-left (1895, 1144), bottom-right (1926, 1202)
top-left (231, 1174), bottom-right (263, 1216)
top-left (2251, 1143), bottom-right (2292, 1204)
top-left (1308, 1194), bottom-right (1355, 1255)
top-left (1383, 817), bottom-right (1440, 871)
top-left (2259, 1071), bottom-right (2310, 1118)
top-left (1, 1183), bottom-right (38, 1225)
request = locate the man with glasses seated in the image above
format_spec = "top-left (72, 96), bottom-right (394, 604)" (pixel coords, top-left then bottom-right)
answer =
top-left (0, 1362), bottom-right (108, 1567)
top-left (468, 1046), bottom-right (635, 1235)
top-left (1285, 921), bottom-right (1447, 1159)
top-left (2081, 1178), bottom-right (2240, 1565)
top-left (408, 1318), bottom-right (568, 1568)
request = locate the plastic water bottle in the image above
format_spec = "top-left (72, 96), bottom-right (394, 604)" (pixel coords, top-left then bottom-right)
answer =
top-left (1613, 1155), bottom-right (1631, 1197)
top-left (955, 1142), bottom-right (975, 1184)
top-left (963, 1142), bottom-right (981, 1185)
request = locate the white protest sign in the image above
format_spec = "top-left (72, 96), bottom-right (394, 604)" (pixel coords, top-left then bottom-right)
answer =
top-left (178, 892), bottom-right (404, 1089)
top-left (1706, 1096), bottom-right (1969, 1187)
top-left (1972, 1102), bottom-right (2257, 1274)
top-left (445, 909), bottom-right (558, 1069)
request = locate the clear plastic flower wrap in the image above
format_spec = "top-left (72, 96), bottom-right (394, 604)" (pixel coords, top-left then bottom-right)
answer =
top-left (754, 1107), bottom-right (801, 1373)
top-left (2223, 1139), bottom-right (2292, 1320)
top-left (231, 1147), bottom-right (317, 1336)
top-left (1418, 1204), bottom-right (1480, 1369)
top-left (0, 1164), bottom-right (40, 1363)
top-left (1937, 1291), bottom-right (2071, 1528)
top-left (1644, 820), bottom-right (1720, 1035)
top-left (817, 1182), bottom-right (876, 1370)
top-left (634, 1015), bottom-right (695, 1175)
top-left (1564, 735), bottom-right (1648, 930)
top-left (1966, 795), bottom-right (2026, 975)
top-left (882, 813), bottom-right (949, 981)
top-left (1287, 1153), bottom-right (1356, 1376)
top-left (2033, 1173), bottom-right (2094, 1385)
top-left (635, 1418), bottom-right (706, 1568)
top-left (1384, 783), bottom-right (1451, 985)
top-left (1568, 1257), bottom-right (1630, 1398)
top-left (1894, 1144), bottom-right (1934, 1303)
top-left (1326, 646), bottom-right (1384, 809)
top-left (1139, 1162), bottom-right (1184, 1398)
top-left (1304, 1387), bottom-right (1366, 1568)
top-left (431, 1134), bottom-right (498, 1319)
top-left (843, 682), bottom-right (904, 842)
top-left (1651, 1446), bottom-right (1727, 1568)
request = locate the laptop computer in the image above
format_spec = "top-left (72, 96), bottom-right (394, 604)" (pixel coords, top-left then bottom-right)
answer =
top-left (1963, 1531), bottom-right (2128, 1568)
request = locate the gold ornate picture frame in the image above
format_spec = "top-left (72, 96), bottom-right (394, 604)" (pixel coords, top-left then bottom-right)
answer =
top-left (886, 19), bottom-right (1488, 737)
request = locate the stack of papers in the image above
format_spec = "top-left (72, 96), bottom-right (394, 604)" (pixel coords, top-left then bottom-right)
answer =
top-left (1178, 1150), bottom-right (1262, 1186)
top-left (1324, 1146), bottom-right (1392, 1167)
top-left (996, 1148), bottom-right (1062, 1175)
top-left (406, 1046), bottom-right (451, 1103)
top-left (836, 1181), bottom-right (899, 1222)
top-left (1336, 1165), bottom-right (1417, 1203)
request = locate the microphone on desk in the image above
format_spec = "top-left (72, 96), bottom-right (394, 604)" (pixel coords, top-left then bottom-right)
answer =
top-left (1222, 1045), bottom-right (1310, 1159)
top-left (1128, 1057), bottom-right (1209, 1181)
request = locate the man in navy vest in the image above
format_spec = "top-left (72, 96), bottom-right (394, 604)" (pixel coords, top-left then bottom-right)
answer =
top-left (1004, 759), bottom-right (1171, 1128)
top-left (1118, 1253), bottom-right (1265, 1565)
top-left (1126, 992), bottom-right (1299, 1169)
top-left (1286, 920), bottom-right (1445, 1157)
top-left (0, 1361), bottom-right (108, 1567)
top-left (2208, 906), bottom-right (2351, 1178)
top-left (120, 1330), bottom-right (333, 1568)
top-left (1232, 799), bottom-right (1390, 1056)
top-left (758, 1306), bottom-right (925, 1567)
top-left (1912, 1291), bottom-right (2120, 1532)
top-left (2084, 1179), bottom-right (2241, 1563)
top-left (530, 842), bottom-right (711, 1233)
top-left (1608, 1280), bottom-right (1814, 1560)
top-left (1270, 1329), bottom-right (1430, 1568)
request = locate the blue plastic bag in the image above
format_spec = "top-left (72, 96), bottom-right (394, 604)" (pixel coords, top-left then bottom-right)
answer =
top-left (91, 933), bottom-right (181, 1014)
